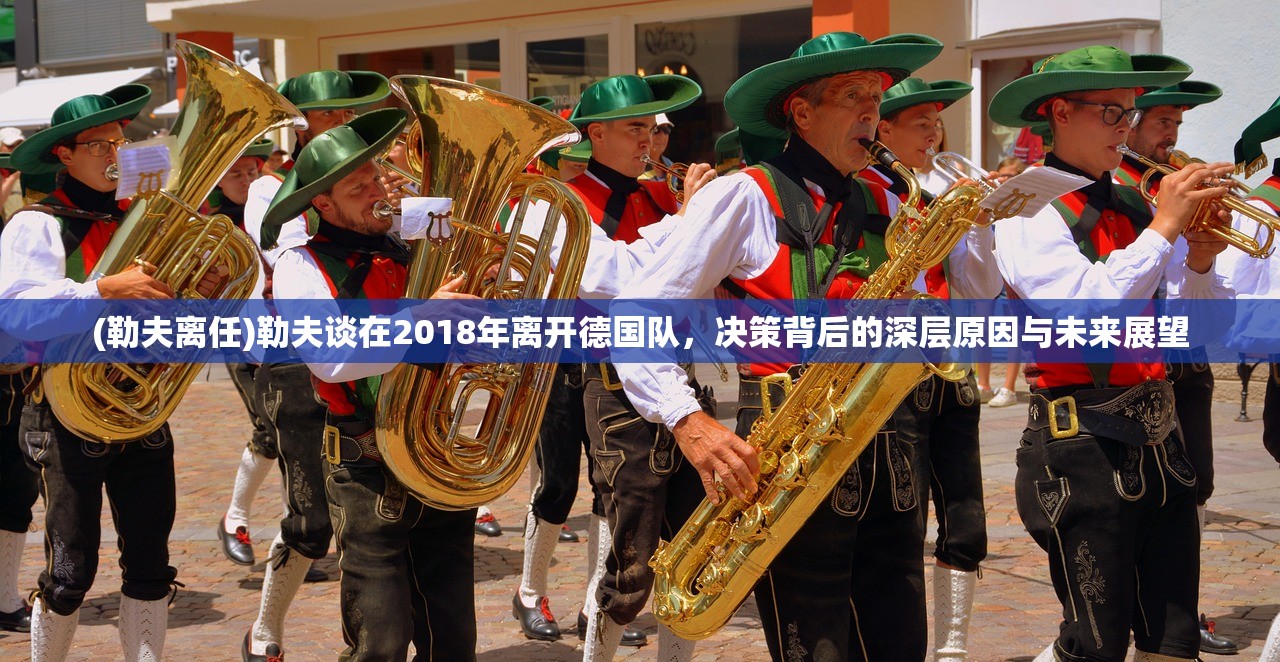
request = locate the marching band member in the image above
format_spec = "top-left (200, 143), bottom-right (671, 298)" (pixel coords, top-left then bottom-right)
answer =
top-left (240, 69), bottom-right (391, 662)
top-left (862, 76), bottom-right (1001, 661)
top-left (1111, 79), bottom-right (1239, 656)
top-left (0, 362), bottom-right (34, 635)
top-left (0, 84), bottom-right (181, 662)
top-left (987, 46), bottom-right (1233, 661)
top-left (262, 108), bottom-right (479, 661)
top-left (611, 31), bottom-right (946, 661)
top-left (522, 73), bottom-right (713, 659)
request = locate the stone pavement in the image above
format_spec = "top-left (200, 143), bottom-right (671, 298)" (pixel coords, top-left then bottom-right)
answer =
top-left (2, 365), bottom-right (1279, 661)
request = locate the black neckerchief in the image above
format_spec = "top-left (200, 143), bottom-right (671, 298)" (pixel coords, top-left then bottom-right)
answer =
top-left (768, 137), bottom-right (852, 203)
top-left (62, 175), bottom-right (124, 220)
top-left (217, 198), bottom-right (246, 229)
top-left (586, 158), bottom-right (643, 238)
top-left (1273, 157), bottom-right (1280, 178)
top-left (1046, 152), bottom-right (1151, 233)
top-left (310, 219), bottom-right (410, 264)
top-left (291, 140), bottom-right (304, 163)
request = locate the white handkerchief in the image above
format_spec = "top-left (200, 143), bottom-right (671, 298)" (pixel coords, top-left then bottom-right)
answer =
top-left (979, 166), bottom-right (1092, 219)
top-left (400, 197), bottom-right (454, 241)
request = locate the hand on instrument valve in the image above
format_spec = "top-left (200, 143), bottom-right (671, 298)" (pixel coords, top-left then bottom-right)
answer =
top-left (96, 260), bottom-right (175, 299)
top-left (431, 273), bottom-right (478, 300)
top-left (949, 176), bottom-right (994, 226)
top-left (1148, 160), bottom-right (1233, 273)
top-left (672, 410), bottom-right (759, 504)
top-left (679, 163), bottom-right (717, 214)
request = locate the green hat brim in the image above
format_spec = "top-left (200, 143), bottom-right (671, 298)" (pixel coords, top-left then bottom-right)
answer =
top-left (1135, 80), bottom-right (1221, 110)
top-left (260, 108), bottom-right (407, 248)
top-left (539, 139), bottom-right (592, 170)
top-left (880, 80), bottom-right (972, 118)
top-left (714, 128), bottom-right (740, 159)
top-left (241, 138), bottom-right (275, 160)
top-left (10, 83), bottom-right (153, 175)
top-left (725, 34), bottom-right (944, 140)
top-left (283, 71), bottom-right (390, 111)
top-left (530, 95), bottom-right (556, 111)
top-left (1235, 96), bottom-right (1280, 175)
top-left (569, 75), bottom-right (701, 126)
top-left (988, 54), bottom-right (1191, 127)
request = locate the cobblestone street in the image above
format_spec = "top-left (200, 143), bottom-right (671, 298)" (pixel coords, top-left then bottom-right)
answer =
top-left (1, 365), bottom-right (1278, 661)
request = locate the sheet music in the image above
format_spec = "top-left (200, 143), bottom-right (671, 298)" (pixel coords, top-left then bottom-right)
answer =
top-left (979, 166), bottom-right (1092, 220)
top-left (115, 136), bottom-right (176, 201)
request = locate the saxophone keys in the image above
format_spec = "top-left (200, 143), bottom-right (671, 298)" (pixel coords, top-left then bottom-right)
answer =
top-left (774, 451), bottom-right (808, 490)
top-left (695, 562), bottom-right (728, 595)
top-left (730, 503), bottom-right (769, 544)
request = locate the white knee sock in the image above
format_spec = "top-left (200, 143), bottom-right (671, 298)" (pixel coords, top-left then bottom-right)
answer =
top-left (1133, 651), bottom-right (1196, 661)
top-left (119, 595), bottom-right (168, 662)
top-left (30, 598), bottom-right (78, 662)
top-left (656, 623), bottom-right (695, 661)
top-left (1259, 611), bottom-right (1280, 662)
top-left (0, 529), bottom-right (26, 612)
top-left (518, 509), bottom-right (561, 608)
top-left (226, 447), bottom-right (274, 532)
top-left (250, 535), bottom-right (312, 655)
top-left (583, 514), bottom-right (610, 618)
top-left (1031, 644), bottom-right (1056, 662)
top-left (583, 609), bottom-right (624, 662)
top-left (933, 566), bottom-right (977, 661)
top-left (1197, 504), bottom-right (1207, 537)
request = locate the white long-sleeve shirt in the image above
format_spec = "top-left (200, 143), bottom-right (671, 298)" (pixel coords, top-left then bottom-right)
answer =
top-left (611, 170), bottom-right (904, 429)
top-left (245, 173), bottom-right (310, 267)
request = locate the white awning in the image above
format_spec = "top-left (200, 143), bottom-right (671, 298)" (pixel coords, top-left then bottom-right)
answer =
top-left (0, 68), bottom-right (159, 130)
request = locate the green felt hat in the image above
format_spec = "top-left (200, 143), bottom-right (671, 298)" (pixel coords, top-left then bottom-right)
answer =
top-left (725, 32), bottom-right (944, 140)
top-left (1135, 80), bottom-right (1221, 110)
top-left (988, 46), bottom-right (1191, 128)
top-left (259, 108), bottom-right (407, 249)
top-left (714, 129), bottom-right (740, 160)
top-left (1234, 95), bottom-right (1280, 176)
top-left (1030, 122), bottom-right (1053, 149)
top-left (10, 84), bottom-right (153, 176)
top-left (538, 139), bottom-right (592, 171)
top-left (530, 96), bottom-right (556, 111)
top-left (277, 70), bottom-right (390, 111)
top-left (880, 78), bottom-right (972, 118)
top-left (567, 74), bottom-right (701, 127)
top-left (242, 138), bottom-right (275, 160)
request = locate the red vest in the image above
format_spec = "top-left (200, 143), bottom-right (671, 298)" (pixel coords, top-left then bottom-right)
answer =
top-left (47, 189), bottom-right (127, 282)
top-left (1028, 189), bottom-right (1165, 389)
top-left (305, 238), bottom-right (408, 417)
top-left (564, 173), bottom-right (678, 242)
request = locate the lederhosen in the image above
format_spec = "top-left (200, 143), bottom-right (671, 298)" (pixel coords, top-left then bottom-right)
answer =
top-left (863, 163), bottom-right (988, 573)
top-left (304, 230), bottom-right (476, 661)
top-left (1247, 175), bottom-right (1280, 465)
top-left (725, 157), bottom-right (927, 662)
top-left (1013, 164), bottom-right (1200, 660)
top-left (1115, 157), bottom-right (1217, 505)
top-left (568, 160), bottom-right (716, 628)
top-left (18, 186), bottom-right (178, 616)
top-left (529, 162), bottom-right (677, 529)
top-left (0, 366), bottom-right (36, 537)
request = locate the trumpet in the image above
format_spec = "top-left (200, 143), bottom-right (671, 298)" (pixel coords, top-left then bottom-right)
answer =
top-left (931, 150), bottom-right (998, 194)
top-left (105, 163), bottom-right (120, 182)
top-left (1118, 145), bottom-right (1279, 259)
top-left (642, 155), bottom-right (688, 204)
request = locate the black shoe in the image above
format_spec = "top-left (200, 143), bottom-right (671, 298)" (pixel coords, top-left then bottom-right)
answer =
top-left (304, 566), bottom-right (328, 583)
top-left (218, 517), bottom-right (255, 566)
top-left (0, 603), bottom-right (30, 632)
top-left (1200, 614), bottom-right (1239, 655)
top-left (475, 512), bottom-right (502, 537)
top-left (558, 525), bottom-right (579, 543)
top-left (242, 631), bottom-right (284, 661)
top-left (576, 611), bottom-right (648, 647)
top-left (513, 593), bottom-right (560, 641)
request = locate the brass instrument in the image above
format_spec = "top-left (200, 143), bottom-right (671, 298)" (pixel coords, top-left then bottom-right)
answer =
top-left (1119, 145), bottom-right (1279, 258)
top-left (375, 124), bottom-right (423, 198)
top-left (105, 164), bottom-right (120, 182)
top-left (642, 154), bottom-right (689, 204)
top-left (649, 139), bottom-right (993, 639)
top-left (932, 150), bottom-right (998, 193)
top-left (40, 41), bottom-right (305, 442)
top-left (375, 76), bottom-right (591, 510)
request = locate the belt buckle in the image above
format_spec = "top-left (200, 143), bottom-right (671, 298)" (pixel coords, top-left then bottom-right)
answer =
top-left (1047, 396), bottom-right (1079, 439)
top-left (323, 425), bottom-right (342, 465)
top-left (599, 362), bottom-right (622, 391)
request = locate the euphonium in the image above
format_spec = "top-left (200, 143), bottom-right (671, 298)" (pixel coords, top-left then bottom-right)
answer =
top-left (649, 139), bottom-right (988, 639)
top-left (1119, 145), bottom-right (1279, 258)
top-left (40, 41), bottom-right (305, 442)
top-left (375, 76), bottom-right (591, 510)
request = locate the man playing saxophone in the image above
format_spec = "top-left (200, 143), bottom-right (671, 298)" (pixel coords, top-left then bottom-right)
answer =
top-left (262, 108), bottom-right (482, 661)
top-left (611, 31), bottom-right (954, 661)
top-left (859, 76), bottom-right (1001, 661)
top-left (0, 84), bottom-right (180, 662)
top-left (987, 46), bottom-right (1233, 662)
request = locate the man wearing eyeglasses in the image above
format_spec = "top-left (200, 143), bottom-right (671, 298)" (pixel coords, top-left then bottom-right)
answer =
top-left (0, 84), bottom-right (182, 661)
top-left (1111, 80), bottom-right (1239, 656)
top-left (988, 47), bottom-right (1234, 661)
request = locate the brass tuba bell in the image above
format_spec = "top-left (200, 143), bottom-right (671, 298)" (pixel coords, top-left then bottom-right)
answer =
top-left (39, 41), bottom-right (306, 442)
top-left (375, 76), bottom-right (591, 510)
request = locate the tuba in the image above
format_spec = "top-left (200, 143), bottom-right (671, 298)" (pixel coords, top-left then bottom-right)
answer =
top-left (39, 41), bottom-right (305, 442)
top-left (1118, 146), bottom-right (1280, 258)
top-left (375, 76), bottom-right (591, 510)
top-left (649, 140), bottom-right (995, 639)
